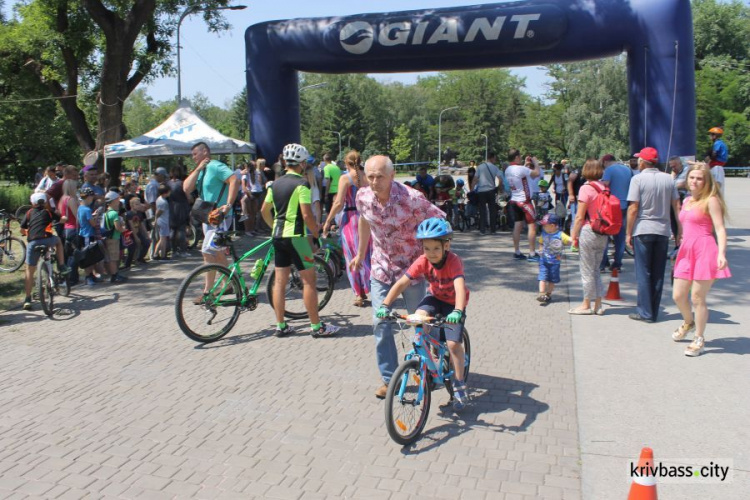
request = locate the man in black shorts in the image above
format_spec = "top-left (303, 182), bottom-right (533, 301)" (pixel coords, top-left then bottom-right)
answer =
top-left (261, 143), bottom-right (340, 338)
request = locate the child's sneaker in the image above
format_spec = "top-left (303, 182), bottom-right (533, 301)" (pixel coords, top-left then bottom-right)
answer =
top-left (311, 323), bottom-right (340, 338)
top-left (513, 252), bottom-right (527, 260)
top-left (453, 381), bottom-right (468, 410)
top-left (527, 253), bottom-right (540, 262)
top-left (85, 276), bottom-right (97, 286)
top-left (22, 297), bottom-right (32, 311)
top-left (110, 273), bottom-right (127, 283)
top-left (544, 294), bottom-right (552, 303)
top-left (536, 293), bottom-right (546, 303)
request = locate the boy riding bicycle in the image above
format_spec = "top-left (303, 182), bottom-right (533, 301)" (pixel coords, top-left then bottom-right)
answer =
top-left (20, 193), bottom-right (69, 310)
top-left (376, 217), bottom-right (470, 409)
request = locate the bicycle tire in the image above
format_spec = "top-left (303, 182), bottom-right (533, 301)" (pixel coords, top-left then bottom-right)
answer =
top-left (267, 255), bottom-right (334, 320)
top-left (0, 236), bottom-right (26, 272)
top-left (385, 358), bottom-right (431, 445)
top-left (14, 205), bottom-right (31, 221)
top-left (38, 264), bottom-right (54, 317)
top-left (175, 264), bottom-right (242, 343)
top-left (186, 222), bottom-right (200, 249)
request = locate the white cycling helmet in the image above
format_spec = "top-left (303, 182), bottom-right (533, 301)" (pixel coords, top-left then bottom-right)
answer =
top-left (282, 143), bottom-right (310, 165)
top-left (30, 192), bottom-right (48, 206)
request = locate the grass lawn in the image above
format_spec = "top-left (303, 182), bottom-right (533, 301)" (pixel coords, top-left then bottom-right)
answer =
top-left (0, 270), bottom-right (25, 311)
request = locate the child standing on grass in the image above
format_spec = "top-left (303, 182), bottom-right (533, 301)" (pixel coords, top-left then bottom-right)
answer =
top-left (153, 184), bottom-right (171, 260)
top-left (536, 213), bottom-right (571, 303)
top-left (376, 217), bottom-right (470, 410)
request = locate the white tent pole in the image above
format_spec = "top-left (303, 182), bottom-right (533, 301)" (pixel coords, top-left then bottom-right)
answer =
top-left (104, 156), bottom-right (108, 174)
top-left (231, 152), bottom-right (235, 168)
top-left (149, 159), bottom-right (152, 176)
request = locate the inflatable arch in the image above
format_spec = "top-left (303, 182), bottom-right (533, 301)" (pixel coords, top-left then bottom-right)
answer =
top-left (245, 0), bottom-right (695, 162)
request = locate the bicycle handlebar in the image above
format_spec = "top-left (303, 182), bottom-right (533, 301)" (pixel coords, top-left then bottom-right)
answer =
top-left (388, 311), bottom-right (446, 328)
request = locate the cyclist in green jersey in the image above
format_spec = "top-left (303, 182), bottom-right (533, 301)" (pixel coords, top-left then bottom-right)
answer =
top-left (261, 143), bottom-right (340, 338)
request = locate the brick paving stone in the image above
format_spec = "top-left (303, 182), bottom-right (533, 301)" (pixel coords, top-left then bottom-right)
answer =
top-left (0, 232), bottom-right (581, 498)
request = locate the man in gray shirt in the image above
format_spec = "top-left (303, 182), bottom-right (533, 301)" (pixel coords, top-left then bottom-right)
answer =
top-left (626, 147), bottom-right (682, 323)
top-left (475, 151), bottom-right (506, 234)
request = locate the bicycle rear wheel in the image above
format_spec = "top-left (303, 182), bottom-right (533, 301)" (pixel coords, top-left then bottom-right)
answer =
top-left (175, 264), bottom-right (242, 343)
top-left (37, 264), bottom-right (54, 317)
top-left (385, 358), bottom-right (431, 445)
top-left (15, 205), bottom-right (31, 221)
top-left (0, 236), bottom-right (26, 272)
top-left (267, 255), bottom-right (334, 320)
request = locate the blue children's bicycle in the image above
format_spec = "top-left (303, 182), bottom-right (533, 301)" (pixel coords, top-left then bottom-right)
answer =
top-left (384, 312), bottom-right (471, 445)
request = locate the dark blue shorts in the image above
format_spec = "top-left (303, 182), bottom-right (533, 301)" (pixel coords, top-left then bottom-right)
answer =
top-left (538, 259), bottom-right (561, 284)
top-left (416, 295), bottom-right (465, 343)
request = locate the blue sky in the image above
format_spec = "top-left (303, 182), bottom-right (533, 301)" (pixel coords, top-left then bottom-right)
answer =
top-left (145, 0), bottom-right (551, 106)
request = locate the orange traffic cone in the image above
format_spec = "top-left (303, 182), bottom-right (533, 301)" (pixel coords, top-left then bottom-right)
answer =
top-left (628, 447), bottom-right (658, 500)
top-left (605, 268), bottom-right (623, 300)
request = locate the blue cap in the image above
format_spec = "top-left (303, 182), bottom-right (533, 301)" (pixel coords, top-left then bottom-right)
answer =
top-left (541, 213), bottom-right (560, 225)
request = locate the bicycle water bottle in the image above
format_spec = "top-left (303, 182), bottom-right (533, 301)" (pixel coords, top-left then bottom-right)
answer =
top-left (250, 260), bottom-right (263, 280)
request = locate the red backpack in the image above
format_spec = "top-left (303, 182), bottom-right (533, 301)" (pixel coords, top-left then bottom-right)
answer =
top-left (586, 182), bottom-right (622, 235)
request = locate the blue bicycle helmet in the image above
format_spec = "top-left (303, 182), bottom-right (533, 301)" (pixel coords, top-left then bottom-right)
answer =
top-left (456, 178), bottom-right (465, 186)
top-left (416, 217), bottom-right (453, 240)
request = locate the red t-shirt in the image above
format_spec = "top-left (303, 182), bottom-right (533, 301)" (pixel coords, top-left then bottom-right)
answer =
top-left (405, 252), bottom-right (470, 306)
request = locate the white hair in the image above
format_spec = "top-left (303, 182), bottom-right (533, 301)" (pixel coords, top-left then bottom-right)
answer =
top-left (364, 155), bottom-right (394, 174)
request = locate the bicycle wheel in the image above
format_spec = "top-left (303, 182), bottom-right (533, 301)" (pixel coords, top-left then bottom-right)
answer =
top-left (267, 255), bottom-right (334, 320)
top-left (187, 220), bottom-right (202, 249)
top-left (14, 205), bottom-right (31, 221)
top-left (175, 264), bottom-right (242, 343)
top-left (385, 358), bottom-right (431, 445)
top-left (0, 236), bottom-right (26, 272)
top-left (37, 264), bottom-right (54, 317)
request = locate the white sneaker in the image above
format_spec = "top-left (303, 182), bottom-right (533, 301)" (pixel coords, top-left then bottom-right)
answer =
top-left (311, 323), bottom-right (340, 338)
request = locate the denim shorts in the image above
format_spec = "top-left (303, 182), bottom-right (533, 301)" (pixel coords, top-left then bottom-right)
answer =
top-left (416, 295), bottom-right (465, 343)
top-left (26, 237), bottom-right (59, 266)
top-left (538, 259), bottom-right (561, 284)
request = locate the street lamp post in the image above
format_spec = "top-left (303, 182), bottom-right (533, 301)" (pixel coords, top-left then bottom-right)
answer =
top-left (480, 133), bottom-right (488, 163)
top-left (328, 130), bottom-right (342, 161)
top-left (438, 106), bottom-right (459, 174)
top-left (177, 5), bottom-right (247, 103)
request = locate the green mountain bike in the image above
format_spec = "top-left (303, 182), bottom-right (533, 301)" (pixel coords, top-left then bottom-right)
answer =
top-left (175, 232), bottom-right (335, 343)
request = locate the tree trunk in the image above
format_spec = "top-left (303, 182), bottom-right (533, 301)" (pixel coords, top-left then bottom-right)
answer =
top-left (97, 37), bottom-right (130, 187)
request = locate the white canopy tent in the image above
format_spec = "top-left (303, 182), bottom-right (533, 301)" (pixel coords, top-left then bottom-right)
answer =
top-left (103, 102), bottom-right (254, 172)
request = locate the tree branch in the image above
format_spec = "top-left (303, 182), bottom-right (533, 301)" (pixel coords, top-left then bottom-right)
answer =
top-left (81, 0), bottom-right (116, 38)
top-left (126, 28), bottom-right (157, 96)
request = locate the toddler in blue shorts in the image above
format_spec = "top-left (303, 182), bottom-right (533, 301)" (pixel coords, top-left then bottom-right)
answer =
top-left (536, 214), bottom-right (571, 303)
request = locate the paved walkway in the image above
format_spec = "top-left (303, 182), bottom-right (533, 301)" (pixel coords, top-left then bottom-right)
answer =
top-left (570, 177), bottom-right (750, 499)
top-left (0, 228), bottom-right (581, 499)
top-left (0, 178), bottom-right (747, 499)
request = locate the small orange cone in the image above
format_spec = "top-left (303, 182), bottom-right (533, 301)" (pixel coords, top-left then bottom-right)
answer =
top-left (628, 447), bottom-right (658, 500)
top-left (605, 268), bottom-right (623, 300)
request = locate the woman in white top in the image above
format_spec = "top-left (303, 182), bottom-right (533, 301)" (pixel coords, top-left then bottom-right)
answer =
top-left (240, 161), bottom-right (266, 236)
top-left (35, 166), bottom-right (57, 193)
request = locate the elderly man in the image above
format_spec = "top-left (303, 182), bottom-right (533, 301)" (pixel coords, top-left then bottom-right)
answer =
top-left (351, 155), bottom-right (445, 398)
top-left (626, 147), bottom-right (681, 323)
top-left (600, 154), bottom-right (633, 272)
top-left (145, 167), bottom-right (168, 215)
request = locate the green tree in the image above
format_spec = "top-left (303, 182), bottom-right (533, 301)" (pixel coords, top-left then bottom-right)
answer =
top-left (0, 0), bottom-right (235, 184)
top-left (390, 124), bottom-right (413, 163)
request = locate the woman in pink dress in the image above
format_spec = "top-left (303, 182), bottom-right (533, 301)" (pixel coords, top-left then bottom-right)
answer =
top-left (322, 150), bottom-right (372, 307)
top-left (671, 162), bottom-right (730, 357)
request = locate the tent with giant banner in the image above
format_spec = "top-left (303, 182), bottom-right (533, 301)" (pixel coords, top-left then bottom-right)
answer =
top-left (103, 102), bottom-right (254, 172)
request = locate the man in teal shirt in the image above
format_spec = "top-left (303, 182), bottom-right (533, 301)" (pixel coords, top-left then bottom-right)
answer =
top-left (184, 142), bottom-right (239, 268)
top-left (322, 153), bottom-right (342, 215)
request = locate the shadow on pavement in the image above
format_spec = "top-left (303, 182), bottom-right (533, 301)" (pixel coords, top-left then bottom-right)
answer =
top-left (0, 292), bottom-right (120, 326)
top-left (400, 373), bottom-right (549, 454)
top-left (704, 336), bottom-right (750, 355)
